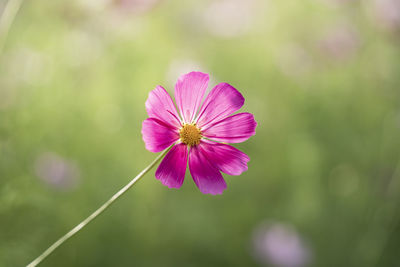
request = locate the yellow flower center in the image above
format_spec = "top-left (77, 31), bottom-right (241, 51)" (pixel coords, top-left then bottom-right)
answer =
top-left (179, 124), bottom-right (202, 146)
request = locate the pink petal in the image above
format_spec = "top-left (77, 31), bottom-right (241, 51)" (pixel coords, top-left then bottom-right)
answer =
top-left (199, 140), bottom-right (250, 175)
top-left (188, 145), bottom-right (227, 195)
top-left (203, 112), bottom-right (257, 143)
top-left (155, 143), bottom-right (188, 189)
top-left (196, 83), bottom-right (244, 129)
top-left (141, 118), bottom-right (179, 153)
top-left (175, 72), bottom-right (209, 123)
top-left (145, 85), bottom-right (181, 128)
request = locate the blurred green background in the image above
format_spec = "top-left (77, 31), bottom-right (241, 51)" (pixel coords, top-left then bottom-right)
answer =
top-left (1, 0), bottom-right (400, 266)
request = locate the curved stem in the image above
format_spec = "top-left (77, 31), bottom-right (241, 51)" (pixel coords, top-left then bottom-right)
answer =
top-left (26, 148), bottom-right (171, 267)
top-left (0, 0), bottom-right (24, 55)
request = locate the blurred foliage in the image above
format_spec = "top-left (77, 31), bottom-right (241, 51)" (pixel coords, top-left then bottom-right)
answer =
top-left (1, 0), bottom-right (400, 266)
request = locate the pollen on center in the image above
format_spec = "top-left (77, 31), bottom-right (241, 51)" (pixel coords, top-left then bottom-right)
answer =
top-left (179, 124), bottom-right (202, 146)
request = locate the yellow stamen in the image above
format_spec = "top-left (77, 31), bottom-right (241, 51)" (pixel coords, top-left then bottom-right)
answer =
top-left (179, 124), bottom-right (202, 146)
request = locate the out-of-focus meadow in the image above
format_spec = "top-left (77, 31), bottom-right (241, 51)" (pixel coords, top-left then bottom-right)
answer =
top-left (1, 0), bottom-right (400, 266)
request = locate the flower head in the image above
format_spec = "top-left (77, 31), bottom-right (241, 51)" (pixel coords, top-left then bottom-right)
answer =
top-left (141, 72), bottom-right (257, 195)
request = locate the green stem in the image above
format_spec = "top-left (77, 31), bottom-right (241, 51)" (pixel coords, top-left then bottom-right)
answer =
top-left (26, 148), bottom-right (171, 267)
top-left (0, 0), bottom-right (24, 55)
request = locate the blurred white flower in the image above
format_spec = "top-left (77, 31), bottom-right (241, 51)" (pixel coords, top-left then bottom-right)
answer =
top-left (276, 44), bottom-right (314, 79)
top-left (319, 0), bottom-right (357, 7)
top-left (166, 59), bottom-right (208, 87)
top-left (74, 0), bottom-right (111, 13)
top-left (0, 1), bottom-right (5, 14)
top-left (35, 152), bottom-right (80, 191)
top-left (0, 47), bottom-right (50, 109)
top-left (373, 0), bottom-right (400, 32)
top-left (203, 0), bottom-right (257, 38)
top-left (113, 0), bottom-right (162, 14)
top-left (2, 47), bottom-right (48, 86)
top-left (63, 29), bottom-right (104, 68)
top-left (252, 222), bottom-right (312, 267)
top-left (318, 23), bottom-right (360, 60)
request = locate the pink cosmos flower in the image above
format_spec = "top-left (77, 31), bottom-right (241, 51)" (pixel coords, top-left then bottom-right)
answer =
top-left (141, 72), bottom-right (257, 195)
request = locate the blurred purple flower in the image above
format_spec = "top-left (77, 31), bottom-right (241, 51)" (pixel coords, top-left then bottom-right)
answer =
top-left (35, 152), bottom-right (80, 191)
top-left (252, 222), bottom-right (312, 267)
top-left (373, 0), bottom-right (400, 32)
top-left (318, 23), bottom-right (360, 60)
